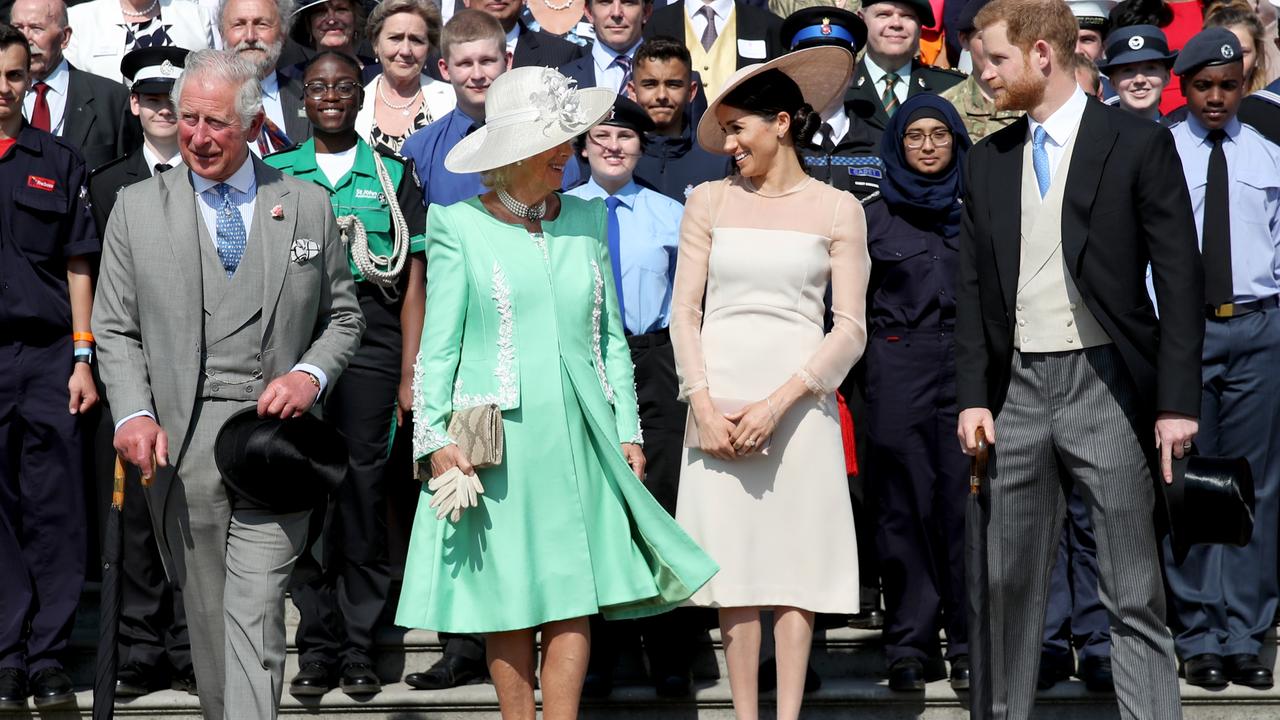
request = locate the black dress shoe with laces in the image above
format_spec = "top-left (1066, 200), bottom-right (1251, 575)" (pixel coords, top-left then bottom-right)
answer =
top-left (340, 663), bottom-right (381, 696)
top-left (1225, 654), bottom-right (1274, 689)
top-left (405, 654), bottom-right (486, 690)
top-left (115, 663), bottom-right (158, 698)
top-left (888, 658), bottom-right (926, 692)
top-left (30, 667), bottom-right (75, 709)
top-left (0, 668), bottom-right (28, 711)
top-left (1080, 656), bottom-right (1114, 692)
top-left (1183, 654), bottom-right (1227, 689)
top-left (949, 655), bottom-right (971, 691)
top-left (289, 661), bottom-right (335, 696)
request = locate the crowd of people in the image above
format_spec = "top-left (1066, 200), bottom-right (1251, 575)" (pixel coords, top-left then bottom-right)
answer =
top-left (0, 0), bottom-right (1278, 716)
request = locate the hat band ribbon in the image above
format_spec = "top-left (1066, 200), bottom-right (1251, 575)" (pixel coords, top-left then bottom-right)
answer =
top-left (791, 25), bottom-right (856, 49)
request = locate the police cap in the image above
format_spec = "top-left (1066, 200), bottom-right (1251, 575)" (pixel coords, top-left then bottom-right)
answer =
top-left (781, 7), bottom-right (868, 53)
top-left (1098, 24), bottom-right (1176, 72)
top-left (120, 46), bottom-right (189, 95)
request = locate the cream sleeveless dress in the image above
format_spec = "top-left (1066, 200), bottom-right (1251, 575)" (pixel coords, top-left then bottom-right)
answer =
top-left (670, 176), bottom-right (870, 612)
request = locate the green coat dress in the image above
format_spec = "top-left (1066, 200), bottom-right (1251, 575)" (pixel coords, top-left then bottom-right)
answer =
top-left (396, 194), bottom-right (718, 634)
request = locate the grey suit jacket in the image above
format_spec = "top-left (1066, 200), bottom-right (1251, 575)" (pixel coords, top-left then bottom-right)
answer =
top-left (93, 155), bottom-right (364, 515)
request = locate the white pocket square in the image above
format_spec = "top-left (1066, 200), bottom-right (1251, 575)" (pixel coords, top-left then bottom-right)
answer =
top-left (290, 237), bottom-right (320, 264)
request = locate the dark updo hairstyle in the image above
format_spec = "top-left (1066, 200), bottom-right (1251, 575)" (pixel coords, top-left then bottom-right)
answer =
top-left (718, 69), bottom-right (821, 164)
top-left (1109, 0), bottom-right (1174, 29)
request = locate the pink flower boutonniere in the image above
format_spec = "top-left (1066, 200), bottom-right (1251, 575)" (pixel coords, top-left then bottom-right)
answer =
top-left (271, 204), bottom-right (284, 219)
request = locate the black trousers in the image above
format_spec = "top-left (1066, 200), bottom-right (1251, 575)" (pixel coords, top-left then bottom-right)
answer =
top-left (588, 330), bottom-right (697, 679)
top-left (293, 287), bottom-right (400, 667)
top-left (0, 338), bottom-right (86, 673)
top-left (865, 328), bottom-right (968, 662)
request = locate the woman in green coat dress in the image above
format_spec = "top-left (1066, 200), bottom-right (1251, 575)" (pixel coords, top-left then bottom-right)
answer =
top-left (395, 66), bottom-right (718, 720)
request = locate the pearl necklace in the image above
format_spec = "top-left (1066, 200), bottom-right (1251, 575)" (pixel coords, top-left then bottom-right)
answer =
top-left (377, 77), bottom-right (421, 117)
top-left (121, 0), bottom-right (159, 17)
top-left (541, 0), bottom-right (576, 11)
top-left (497, 188), bottom-right (546, 221)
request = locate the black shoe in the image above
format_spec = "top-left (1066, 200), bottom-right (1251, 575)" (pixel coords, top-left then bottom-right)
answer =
top-left (30, 668), bottom-right (75, 709)
top-left (405, 654), bottom-right (486, 690)
top-left (340, 663), bottom-right (381, 696)
top-left (757, 658), bottom-right (822, 693)
top-left (849, 609), bottom-right (885, 630)
top-left (1224, 654), bottom-right (1273, 689)
top-left (581, 671), bottom-right (613, 699)
top-left (171, 670), bottom-right (198, 695)
top-left (1183, 654), bottom-right (1228, 689)
top-left (0, 668), bottom-right (28, 711)
top-left (1080, 656), bottom-right (1114, 692)
top-left (888, 658), bottom-right (926, 692)
top-left (1036, 653), bottom-right (1074, 691)
top-left (949, 656), bottom-right (970, 691)
top-left (115, 663), bottom-right (158, 698)
top-left (653, 672), bottom-right (692, 698)
top-left (289, 662), bottom-right (335, 696)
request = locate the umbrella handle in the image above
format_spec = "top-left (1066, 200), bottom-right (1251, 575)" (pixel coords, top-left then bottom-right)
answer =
top-left (112, 456), bottom-right (126, 511)
top-left (970, 428), bottom-right (989, 495)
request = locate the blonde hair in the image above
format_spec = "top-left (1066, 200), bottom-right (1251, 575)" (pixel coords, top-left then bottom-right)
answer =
top-left (441, 8), bottom-right (505, 61)
top-left (367, 0), bottom-right (442, 52)
top-left (1203, 0), bottom-right (1269, 93)
top-left (479, 163), bottom-right (515, 189)
top-left (975, 0), bottom-right (1078, 70)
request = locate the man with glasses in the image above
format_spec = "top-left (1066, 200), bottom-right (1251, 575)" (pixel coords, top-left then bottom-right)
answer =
top-left (265, 50), bottom-right (427, 700)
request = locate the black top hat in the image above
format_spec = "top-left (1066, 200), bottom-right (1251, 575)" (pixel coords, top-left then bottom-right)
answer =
top-left (1099, 25), bottom-right (1177, 73)
top-left (215, 408), bottom-right (348, 513)
top-left (600, 95), bottom-right (656, 134)
top-left (120, 46), bottom-right (190, 95)
top-left (1161, 451), bottom-right (1255, 565)
top-left (781, 7), bottom-right (868, 53)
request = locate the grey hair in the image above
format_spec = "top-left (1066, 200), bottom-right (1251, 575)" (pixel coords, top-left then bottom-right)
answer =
top-left (172, 49), bottom-right (264, 129)
top-left (217, 0), bottom-right (297, 34)
top-left (367, 0), bottom-right (442, 50)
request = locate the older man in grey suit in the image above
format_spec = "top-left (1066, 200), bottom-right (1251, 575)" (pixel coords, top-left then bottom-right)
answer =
top-left (93, 49), bottom-right (363, 720)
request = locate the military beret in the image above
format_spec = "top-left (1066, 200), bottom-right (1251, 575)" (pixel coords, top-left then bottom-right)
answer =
top-left (861, 0), bottom-right (935, 29)
top-left (119, 46), bottom-right (189, 95)
top-left (781, 6), bottom-right (868, 53)
top-left (1172, 27), bottom-right (1243, 77)
top-left (600, 95), bottom-right (656, 134)
top-left (1098, 24), bottom-right (1177, 72)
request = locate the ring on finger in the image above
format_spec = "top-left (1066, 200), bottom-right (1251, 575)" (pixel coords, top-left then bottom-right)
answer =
top-left (1182, 441), bottom-right (1192, 450)
top-left (745, 438), bottom-right (756, 448)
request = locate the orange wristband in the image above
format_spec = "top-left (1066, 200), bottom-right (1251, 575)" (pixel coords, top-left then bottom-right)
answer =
top-left (73, 331), bottom-right (95, 344)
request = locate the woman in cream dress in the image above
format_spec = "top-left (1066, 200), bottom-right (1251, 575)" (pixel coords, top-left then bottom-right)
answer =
top-left (671, 46), bottom-right (869, 720)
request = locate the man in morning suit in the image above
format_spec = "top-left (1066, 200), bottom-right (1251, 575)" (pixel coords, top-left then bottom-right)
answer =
top-left (94, 49), bottom-right (363, 720)
top-left (461, 0), bottom-right (584, 69)
top-left (846, 0), bottom-right (963, 142)
top-left (219, 0), bottom-right (312, 155)
top-left (560, 0), bottom-right (651, 92)
top-left (642, 0), bottom-right (783, 101)
top-left (86, 45), bottom-right (198, 699)
top-left (955, 1), bottom-right (1203, 718)
top-left (10, 0), bottom-right (138, 170)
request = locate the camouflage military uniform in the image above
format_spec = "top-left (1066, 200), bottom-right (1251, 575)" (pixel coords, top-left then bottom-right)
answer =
top-left (940, 74), bottom-right (1022, 142)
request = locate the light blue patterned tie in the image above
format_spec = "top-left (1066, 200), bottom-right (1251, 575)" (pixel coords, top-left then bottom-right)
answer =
top-left (1032, 126), bottom-right (1051, 198)
top-left (214, 183), bottom-right (246, 277)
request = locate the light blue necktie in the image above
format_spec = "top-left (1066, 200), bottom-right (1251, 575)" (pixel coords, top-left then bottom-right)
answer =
top-left (214, 183), bottom-right (246, 277)
top-left (1032, 126), bottom-right (1051, 198)
top-left (605, 196), bottom-right (627, 334)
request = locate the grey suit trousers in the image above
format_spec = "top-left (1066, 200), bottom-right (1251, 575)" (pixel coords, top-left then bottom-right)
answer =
top-left (979, 346), bottom-right (1181, 720)
top-left (157, 398), bottom-right (309, 720)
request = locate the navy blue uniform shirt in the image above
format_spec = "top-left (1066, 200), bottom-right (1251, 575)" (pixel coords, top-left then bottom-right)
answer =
top-left (0, 123), bottom-right (99, 339)
top-left (635, 119), bottom-right (732, 204)
top-left (863, 195), bottom-right (958, 332)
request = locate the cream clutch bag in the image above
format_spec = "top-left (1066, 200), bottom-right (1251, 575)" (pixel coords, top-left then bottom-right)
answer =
top-left (447, 403), bottom-right (504, 469)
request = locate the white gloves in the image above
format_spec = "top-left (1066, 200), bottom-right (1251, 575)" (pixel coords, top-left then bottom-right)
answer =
top-left (427, 466), bottom-right (485, 523)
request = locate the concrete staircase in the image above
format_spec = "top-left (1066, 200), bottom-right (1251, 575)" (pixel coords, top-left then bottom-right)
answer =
top-left (5, 586), bottom-right (1280, 719)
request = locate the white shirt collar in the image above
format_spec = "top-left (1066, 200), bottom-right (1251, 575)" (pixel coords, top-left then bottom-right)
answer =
top-left (260, 72), bottom-right (280, 99)
top-left (37, 58), bottom-right (70, 95)
top-left (1027, 86), bottom-right (1088, 146)
top-left (191, 153), bottom-right (256, 195)
top-left (686, 0), bottom-right (733, 23)
top-left (142, 144), bottom-right (182, 174)
top-left (818, 104), bottom-right (850, 143)
top-left (864, 55), bottom-right (911, 86)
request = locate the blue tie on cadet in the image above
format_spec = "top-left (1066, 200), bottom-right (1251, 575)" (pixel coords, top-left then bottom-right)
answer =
top-left (215, 183), bottom-right (247, 277)
top-left (605, 195), bottom-right (627, 333)
top-left (1032, 126), bottom-right (1051, 198)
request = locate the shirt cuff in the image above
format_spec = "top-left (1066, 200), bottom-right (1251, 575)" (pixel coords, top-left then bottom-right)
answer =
top-left (114, 410), bottom-right (156, 432)
top-left (291, 363), bottom-right (328, 396)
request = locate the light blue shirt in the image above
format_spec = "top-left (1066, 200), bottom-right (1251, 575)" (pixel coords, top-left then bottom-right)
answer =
top-left (590, 39), bottom-right (640, 92)
top-left (567, 179), bottom-right (683, 335)
top-left (1171, 116), bottom-right (1280, 303)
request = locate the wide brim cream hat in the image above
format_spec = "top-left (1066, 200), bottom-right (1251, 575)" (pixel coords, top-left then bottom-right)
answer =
top-left (445, 66), bottom-right (618, 174)
top-left (697, 46), bottom-right (855, 155)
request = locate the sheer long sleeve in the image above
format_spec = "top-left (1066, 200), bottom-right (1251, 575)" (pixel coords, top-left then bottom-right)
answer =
top-left (670, 181), bottom-right (716, 400)
top-left (796, 192), bottom-right (870, 395)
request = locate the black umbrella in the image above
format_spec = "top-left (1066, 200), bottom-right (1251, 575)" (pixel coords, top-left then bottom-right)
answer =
top-left (93, 456), bottom-right (126, 720)
top-left (966, 429), bottom-right (990, 718)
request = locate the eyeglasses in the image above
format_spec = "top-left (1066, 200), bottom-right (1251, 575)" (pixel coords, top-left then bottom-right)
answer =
top-left (303, 81), bottom-right (360, 100)
top-left (903, 129), bottom-right (953, 149)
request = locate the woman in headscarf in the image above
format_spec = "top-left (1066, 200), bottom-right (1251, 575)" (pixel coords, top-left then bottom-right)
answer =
top-left (860, 93), bottom-right (973, 693)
